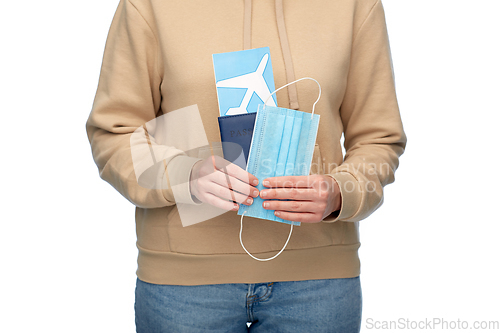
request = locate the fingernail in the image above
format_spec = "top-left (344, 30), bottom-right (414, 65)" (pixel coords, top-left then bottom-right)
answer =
top-left (260, 191), bottom-right (267, 197)
top-left (263, 202), bottom-right (269, 208)
top-left (275, 211), bottom-right (281, 216)
top-left (263, 180), bottom-right (270, 187)
top-left (233, 204), bottom-right (239, 210)
top-left (252, 190), bottom-right (259, 197)
top-left (253, 180), bottom-right (259, 186)
top-left (246, 198), bottom-right (253, 205)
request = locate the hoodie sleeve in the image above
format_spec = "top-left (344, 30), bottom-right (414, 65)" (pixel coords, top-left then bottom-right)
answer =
top-left (324, 0), bottom-right (407, 223)
top-left (86, 0), bottom-right (201, 208)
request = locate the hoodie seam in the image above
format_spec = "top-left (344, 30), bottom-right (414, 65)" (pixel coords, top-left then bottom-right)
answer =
top-left (137, 242), bottom-right (361, 256)
top-left (126, 0), bottom-right (162, 82)
top-left (352, 0), bottom-right (380, 43)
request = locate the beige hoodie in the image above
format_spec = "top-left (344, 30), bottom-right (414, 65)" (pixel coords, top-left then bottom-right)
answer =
top-left (86, 0), bottom-right (406, 285)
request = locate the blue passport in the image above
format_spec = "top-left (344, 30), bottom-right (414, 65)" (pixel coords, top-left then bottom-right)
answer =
top-left (217, 112), bottom-right (257, 170)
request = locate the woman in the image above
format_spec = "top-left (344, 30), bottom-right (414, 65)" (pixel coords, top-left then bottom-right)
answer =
top-left (86, 0), bottom-right (406, 331)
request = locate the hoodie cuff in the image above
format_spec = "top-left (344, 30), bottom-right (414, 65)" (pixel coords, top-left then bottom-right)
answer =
top-left (322, 172), bottom-right (362, 223)
top-left (162, 155), bottom-right (203, 205)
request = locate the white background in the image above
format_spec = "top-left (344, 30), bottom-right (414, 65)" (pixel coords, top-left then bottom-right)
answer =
top-left (1, 0), bottom-right (499, 332)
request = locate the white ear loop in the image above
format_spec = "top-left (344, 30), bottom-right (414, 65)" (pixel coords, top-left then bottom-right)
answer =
top-left (264, 77), bottom-right (322, 118)
top-left (239, 211), bottom-right (294, 261)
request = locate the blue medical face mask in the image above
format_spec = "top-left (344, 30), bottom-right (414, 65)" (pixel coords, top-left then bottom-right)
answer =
top-left (237, 77), bottom-right (321, 261)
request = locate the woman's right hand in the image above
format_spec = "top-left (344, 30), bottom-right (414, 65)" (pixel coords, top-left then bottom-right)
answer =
top-left (189, 155), bottom-right (260, 211)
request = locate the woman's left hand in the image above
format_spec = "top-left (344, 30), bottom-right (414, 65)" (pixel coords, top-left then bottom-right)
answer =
top-left (259, 175), bottom-right (341, 223)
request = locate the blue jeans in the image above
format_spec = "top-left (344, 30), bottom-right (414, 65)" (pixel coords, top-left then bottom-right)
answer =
top-left (135, 276), bottom-right (362, 332)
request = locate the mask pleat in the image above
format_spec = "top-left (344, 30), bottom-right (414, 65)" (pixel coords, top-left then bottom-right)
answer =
top-left (285, 113), bottom-right (303, 177)
top-left (268, 109), bottom-right (296, 221)
top-left (294, 115), bottom-right (320, 176)
top-left (245, 108), bottom-right (286, 218)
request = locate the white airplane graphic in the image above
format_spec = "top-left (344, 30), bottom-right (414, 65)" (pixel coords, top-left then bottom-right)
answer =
top-left (216, 53), bottom-right (277, 115)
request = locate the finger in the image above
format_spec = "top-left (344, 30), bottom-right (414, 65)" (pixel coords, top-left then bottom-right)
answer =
top-left (262, 200), bottom-right (323, 213)
top-left (273, 211), bottom-right (322, 223)
top-left (259, 188), bottom-right (317, 200)
top-left (203, 192), bottom-right (240, 211)
top-left (213, 156), bottom-right (259, 186)
top-left (211, 169), bottom-right (259, 198)
top-left (262, 176), bottom-right (314, 188)
top-left (206, 182), bottom-right (255, 206)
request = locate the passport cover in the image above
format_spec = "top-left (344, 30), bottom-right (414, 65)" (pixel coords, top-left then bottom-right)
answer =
top-left (218, 112), bottom-right (257, 170)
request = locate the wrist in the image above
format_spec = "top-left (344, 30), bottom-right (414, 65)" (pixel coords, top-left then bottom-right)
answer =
top-left (326, 174), bottom-right (342, 213)
top-left (189, 160), bottom-right (202, 201)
